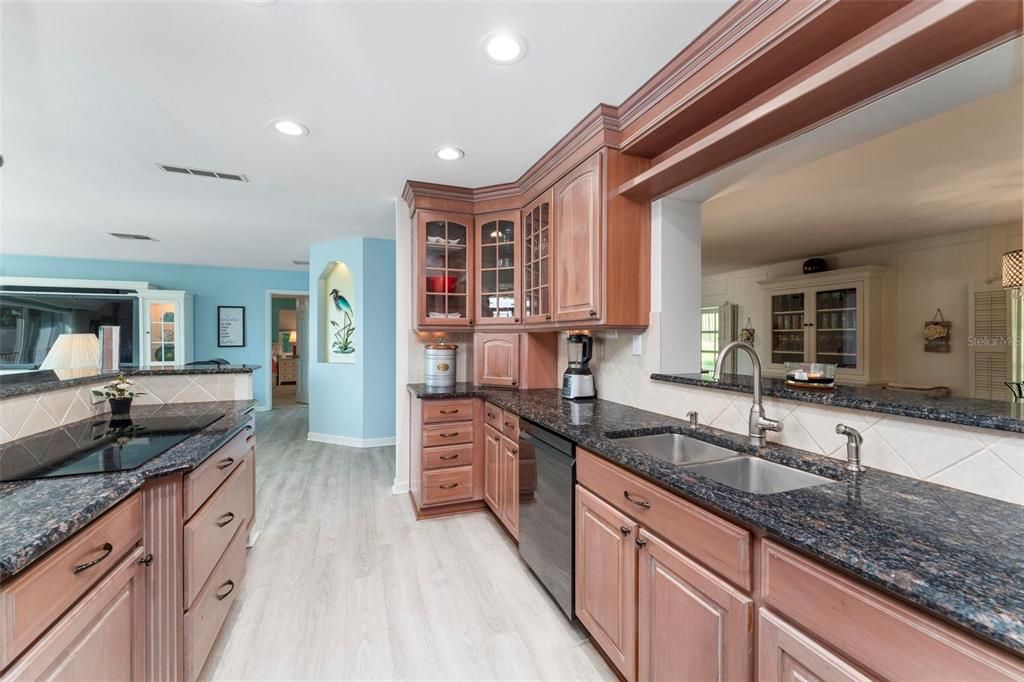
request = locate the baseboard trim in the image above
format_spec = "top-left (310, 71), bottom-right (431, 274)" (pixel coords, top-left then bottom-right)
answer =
top-left (307, 432), bottom-right (397, 448)
top-left (392, 479), bottom-right (410, 495)
top-left (253, 404), bottom-right (271, 412)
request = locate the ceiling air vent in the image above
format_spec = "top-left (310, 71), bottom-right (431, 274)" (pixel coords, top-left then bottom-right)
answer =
top-left (109, 232), bottom-right (158, 241)
top-left (292, 260), bottom-right (309, 266)
top-left (157, 164), bottom-right (249, 182)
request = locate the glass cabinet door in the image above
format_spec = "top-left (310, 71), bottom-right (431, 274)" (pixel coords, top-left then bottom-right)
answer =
top-left (148, 302), bottom-right (177, 365)
top-left (771, 293), bottom-right (806, 365)
top-left (814, 288), bottom-right (858, 368)
top-left (477, 215), bottom-right (519, 323)
top-left (522, 193), bottom-right (552, 323)
top-left (423, 216), bottom-right (470, 323)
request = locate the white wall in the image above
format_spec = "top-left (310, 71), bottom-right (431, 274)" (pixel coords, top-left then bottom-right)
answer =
top-left (701, 224), bottom-right (1022, 396)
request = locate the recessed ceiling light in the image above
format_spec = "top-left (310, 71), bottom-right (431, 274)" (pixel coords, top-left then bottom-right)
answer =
top-left (435, 146), bottom-right (464, 161)
top-left (272, 120), bottom-right (309, 136)
top-left (482, 31), bottom-right (527, 65)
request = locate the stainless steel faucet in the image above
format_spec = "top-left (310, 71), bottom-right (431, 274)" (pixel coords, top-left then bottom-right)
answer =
top-left (712, 341), bottom-right (782, 446)
top-left (686, 411), bottom-right (699, 428)
top-left (835, 424), bottom-right (865, 472)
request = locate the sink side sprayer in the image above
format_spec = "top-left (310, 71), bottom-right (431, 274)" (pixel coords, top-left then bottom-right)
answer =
top-left (712, 341), bottom-right (783, 447)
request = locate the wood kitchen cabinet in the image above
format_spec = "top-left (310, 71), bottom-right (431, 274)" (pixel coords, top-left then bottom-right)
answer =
top-left (758, 609), bottom-right (871, 682)
top-left (474, 333), bottom-right (520, 387)
top-left (522, 190), bottom-right (555, 324)
top-left (554, 153), bottom-right (602, 323)
top-left (637, 530), bottom-right (753, 682)
top-left (575, 485), bottom-right (637, 681)
top-left (498, 435), bottom-right (520, 540)
top-left (476, 212), bottom-right (521, 324)
top-left (416, 211), bottom-right (475, 328)
top-left (483, 425), bottom-right (501, 514)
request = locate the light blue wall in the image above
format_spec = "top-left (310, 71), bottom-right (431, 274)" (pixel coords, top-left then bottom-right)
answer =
top-left (0, 254), bottom-right (308, 406)
top-left (307, 238), bottom-right (396, 441)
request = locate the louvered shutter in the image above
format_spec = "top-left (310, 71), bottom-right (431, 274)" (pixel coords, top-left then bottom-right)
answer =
top-left (968, 286), bottom-right (1011, 400)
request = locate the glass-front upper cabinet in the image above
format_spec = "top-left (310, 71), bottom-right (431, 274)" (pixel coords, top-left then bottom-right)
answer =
top-left (761, 266), bottom-right (886, 385)
top-left (476, 212), bottom-right (521, 324)
top-left (522, 190), bottom-right (554, 324)
top-left (417, 211), bottom-right (474, 327)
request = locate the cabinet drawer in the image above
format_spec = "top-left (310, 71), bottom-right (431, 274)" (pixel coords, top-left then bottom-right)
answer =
top-left (184, 421), bottom-right (253, 520)
top-left (184, 523), bottom-right (248, 682)
top-left (421, 466), bottom-right (474, 506)
top-left (760, 540), bottom-right (1024, 681)
top-left (501, 411), bottom-right (520, 441)
top-left (577, 448), bottom-right (751, 591)
top-left (423, 443), bottom-right (474, 470)
top-left (184, 454), bottom-right (253, 608)
top-left (0, 493), bottom-right (142, 670)
top-left (422, 422), bottom-right (474, 447)
top-left (483, 402), bottom-right (503, 430)
top-left (422, 399), bottom-right (475, 424)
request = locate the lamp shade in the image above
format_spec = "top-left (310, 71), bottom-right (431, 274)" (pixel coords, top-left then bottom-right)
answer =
top-left (288, 330), bottom-right (297, 343)
top-left (39, 333), bottom-right (101, 370)
top-left (1003, 249), bottom-right (1023, 289)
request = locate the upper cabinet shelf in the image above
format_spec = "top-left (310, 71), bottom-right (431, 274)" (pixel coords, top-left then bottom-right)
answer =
top-left (410, 149), bottom-right (651, 332)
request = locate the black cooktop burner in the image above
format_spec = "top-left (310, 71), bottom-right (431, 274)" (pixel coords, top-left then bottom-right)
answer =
top-left (0, 412), bottom-right (224, 482)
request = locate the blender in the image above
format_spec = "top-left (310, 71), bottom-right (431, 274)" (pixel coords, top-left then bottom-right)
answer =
top-left (562, 333), bottom-right (595, 399)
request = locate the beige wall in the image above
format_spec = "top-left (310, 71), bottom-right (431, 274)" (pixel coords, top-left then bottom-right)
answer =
top-left (701, 224), bottom-right (1022, 396)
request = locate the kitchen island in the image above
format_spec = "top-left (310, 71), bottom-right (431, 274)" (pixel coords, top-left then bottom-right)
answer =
top-left (408, 383), bottom-right (1024, 676)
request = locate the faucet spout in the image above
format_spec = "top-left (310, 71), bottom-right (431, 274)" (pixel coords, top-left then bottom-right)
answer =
top-left (713, 341), bottom-right (782, 446)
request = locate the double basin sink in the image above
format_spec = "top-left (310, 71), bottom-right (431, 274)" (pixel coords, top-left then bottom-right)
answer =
top-left (611, 432), bottom-right (832, 495)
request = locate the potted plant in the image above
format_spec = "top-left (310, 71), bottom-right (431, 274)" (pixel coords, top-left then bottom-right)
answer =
top-left (92, 375), bottom-right (144, 416)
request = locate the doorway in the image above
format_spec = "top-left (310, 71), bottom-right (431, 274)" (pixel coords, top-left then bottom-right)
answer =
top-left (267, 292), bottom-right (309, 410)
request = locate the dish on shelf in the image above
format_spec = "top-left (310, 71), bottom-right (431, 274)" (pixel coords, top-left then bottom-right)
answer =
top-left (427, 312), bottom-right (464, 319)
top-left (426, 276), bottom-right (458, 293)
top-left (784, 362), bottom-right (836, 389)
top-left (426, 236), bottom-right (463, 246)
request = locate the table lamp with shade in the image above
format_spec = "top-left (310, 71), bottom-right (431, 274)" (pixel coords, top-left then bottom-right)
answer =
top-left (39, 333), bottom-right (101, 379)
top-left (1003, 249), bottom-right (1022, 298)
top-left (289, 330), bottom-right (298, 357)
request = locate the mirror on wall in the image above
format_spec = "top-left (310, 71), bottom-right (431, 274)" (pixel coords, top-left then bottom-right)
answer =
top-left (681, 38), bottom-right (1023, 402)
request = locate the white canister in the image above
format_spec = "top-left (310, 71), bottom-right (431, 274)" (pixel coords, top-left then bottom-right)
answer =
top-left (425, 339), bottom-right (457, 388)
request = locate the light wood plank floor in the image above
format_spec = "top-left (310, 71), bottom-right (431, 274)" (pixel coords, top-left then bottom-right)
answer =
top-left (202, 405), bottom-right (613, 681)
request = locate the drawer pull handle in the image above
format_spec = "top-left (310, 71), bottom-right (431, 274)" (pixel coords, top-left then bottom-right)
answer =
top-left (510, 448), bottom-right (518, 455)
top-left (74, 543), bottom-right (113, 574)
top-left (439, 409), bottom-right (460, 415)
top-left (624, 491), bottom-right (652, 509)
top-left (620, 526), bottom-right (632, 537)
top-left (439, 432), bottom-right (459, 438)
top-left (439, 483), bottom-right (459, 490)
top-left (217, 457), bottom-right (235, 470)
top-left (440, 454), bottom-right (459, 461)
top-left (216, 512), bottom-right (236, 527)
top-left (216, 580), bottom-right (235, 601)
top-left (487, 412), bottom-right (496, 418)
top-left (245, 425), bottom-right (253, 432)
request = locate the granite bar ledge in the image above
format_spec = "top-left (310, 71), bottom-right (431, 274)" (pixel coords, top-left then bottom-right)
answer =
top-left (0, 364), bottom-right (261, 400)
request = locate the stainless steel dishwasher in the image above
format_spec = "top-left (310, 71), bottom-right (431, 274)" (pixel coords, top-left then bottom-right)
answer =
top-left (517, 420), bottom-right (575, 619)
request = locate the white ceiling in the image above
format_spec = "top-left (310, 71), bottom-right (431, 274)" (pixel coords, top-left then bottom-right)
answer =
top-left (687, 40), bottom-right (1023, 275)
top-left (0, 0), bottom-right (730, 270)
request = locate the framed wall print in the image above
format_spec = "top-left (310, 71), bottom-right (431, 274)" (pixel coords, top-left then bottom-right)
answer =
top-left (218, 306), bottom-right (246, 347)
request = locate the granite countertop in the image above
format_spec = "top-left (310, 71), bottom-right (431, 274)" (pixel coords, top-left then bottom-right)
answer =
top-left (652, 371), bottom-right (1024, 434)
top-left (0, 364), bottom-right (261, 399)
top-left (0, 400), bottom-right (256, 580)
top-left (409, 383), bottom-right (1024, 654)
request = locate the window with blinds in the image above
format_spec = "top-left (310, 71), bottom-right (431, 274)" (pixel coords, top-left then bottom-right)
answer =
top-left (968, 287), bottom-right (1012, 400)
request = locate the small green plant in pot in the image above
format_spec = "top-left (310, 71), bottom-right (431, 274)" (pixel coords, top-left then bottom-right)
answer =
top-left (92, 375), bottom-right (144, 416)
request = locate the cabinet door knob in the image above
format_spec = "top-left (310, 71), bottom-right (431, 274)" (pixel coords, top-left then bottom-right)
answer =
top-left (620, 526), bottom-right (632, 537)
top-left (514, 318), bottom-right (520, 323)
top-left (139, 553), bottom-right (154, 567)
top-left (589, 310), bottom-right (597, 317)
top-left (635, 537), bottom-right (648, 549)
top-left (545, 314), bottom-right (552, 321)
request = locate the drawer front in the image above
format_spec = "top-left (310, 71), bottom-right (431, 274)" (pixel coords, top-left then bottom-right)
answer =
top-left (0, 494), bottom-right (142, 670)
top-left (422, 399), bottom-right (475, 424)
top-left (184, 523), bottom-right (248, 682)
top-left (760, 541), bottom-right (1024, 681)
top-left (421, 465), bottom-right (474, 506)
top-left (501, 411), bottom-right (520, 441)
top-left (184, 454), bottom-right (253, 608)
top-left (423, 443), bottom-right (475, 470)
top-left (184, 421), bottom-right (254, 520)
top-left (483, 402), bottom-right (503, 431)
top-left (577, 448), bottom-right (751, 591)
top-left (422, 422), bottom-right (474, 447)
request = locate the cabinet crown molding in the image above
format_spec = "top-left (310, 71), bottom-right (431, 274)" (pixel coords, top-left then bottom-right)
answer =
top-left (758, 264), bottom-right (889, 289)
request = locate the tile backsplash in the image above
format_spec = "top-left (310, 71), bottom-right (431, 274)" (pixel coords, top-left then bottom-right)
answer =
top-left (581, 314), bottom-right (1024, 506)
top-left (0, 373), bottom-right (253, 444)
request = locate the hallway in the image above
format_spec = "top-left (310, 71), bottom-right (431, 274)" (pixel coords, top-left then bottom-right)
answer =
top-left (202, 405), bottom-right (612, 681)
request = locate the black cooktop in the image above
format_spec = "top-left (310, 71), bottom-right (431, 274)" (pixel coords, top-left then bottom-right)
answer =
top-left (0, 412), bottom-right (224, 482)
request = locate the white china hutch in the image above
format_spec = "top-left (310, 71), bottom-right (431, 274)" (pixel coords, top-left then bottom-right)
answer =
top-left (759, 266), bottom-right (889, 385)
